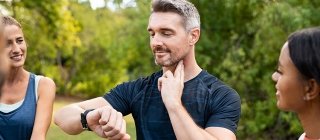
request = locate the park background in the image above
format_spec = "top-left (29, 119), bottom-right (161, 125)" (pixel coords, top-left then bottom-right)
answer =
top-left (1, 0), bottom-right (319, 139)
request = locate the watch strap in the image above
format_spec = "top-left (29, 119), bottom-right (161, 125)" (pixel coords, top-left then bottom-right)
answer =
top-left (80, 109), bottom-right (95, 131)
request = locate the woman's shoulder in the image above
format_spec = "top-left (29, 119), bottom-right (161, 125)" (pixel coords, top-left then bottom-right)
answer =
top-left (37, 75), bottom-right (56, 97)
top-left (32, 73), bottom-right (55, 86)
top-left (37, 76), bottom-right (55, 85)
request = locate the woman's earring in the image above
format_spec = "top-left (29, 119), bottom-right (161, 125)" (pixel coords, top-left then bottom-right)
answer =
top-left (303, 94), bottom-right (310, 101)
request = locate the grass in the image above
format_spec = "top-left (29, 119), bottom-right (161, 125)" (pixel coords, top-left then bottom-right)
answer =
top-left (47, 96), bottom-right (136, 140)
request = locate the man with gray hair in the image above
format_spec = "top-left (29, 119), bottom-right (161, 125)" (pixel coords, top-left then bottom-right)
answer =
top-left (55, 0), bottom-right (241, 139)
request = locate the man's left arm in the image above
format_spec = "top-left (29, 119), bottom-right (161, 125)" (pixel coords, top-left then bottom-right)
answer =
top-left (158, 61), bottom-right (240, 140)
top-left (165, 103), bottom-right (236, 140)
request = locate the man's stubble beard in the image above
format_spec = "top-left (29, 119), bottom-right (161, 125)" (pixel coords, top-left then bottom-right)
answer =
top-left (154, 52), bottom-right (187, 67)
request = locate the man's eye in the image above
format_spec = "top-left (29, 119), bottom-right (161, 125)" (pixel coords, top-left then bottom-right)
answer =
top-left (163, 32), bottom-right (172, 36)
top-left (149, 33), bottom-right (155, 37)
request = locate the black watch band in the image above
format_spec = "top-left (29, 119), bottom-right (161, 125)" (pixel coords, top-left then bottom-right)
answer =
top-left (80, 109), bottom-right (94, 131)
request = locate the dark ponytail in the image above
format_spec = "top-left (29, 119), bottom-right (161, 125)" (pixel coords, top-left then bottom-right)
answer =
top-left (288, 27), bottom-right (320, 84)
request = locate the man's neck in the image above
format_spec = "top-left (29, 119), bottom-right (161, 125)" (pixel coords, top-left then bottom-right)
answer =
top-left (162, 59), bottom-right (202, 82)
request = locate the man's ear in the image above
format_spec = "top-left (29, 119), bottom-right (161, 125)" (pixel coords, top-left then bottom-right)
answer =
top-left (305, 79), bottom-right (320, 100)
top-left (188, 28), bottom-right (200, 46)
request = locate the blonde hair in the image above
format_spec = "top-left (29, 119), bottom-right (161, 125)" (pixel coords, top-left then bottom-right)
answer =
top-left (2, 15), bottom-right (22, 28)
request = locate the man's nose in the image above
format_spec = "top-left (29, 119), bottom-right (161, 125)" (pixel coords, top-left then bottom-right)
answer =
top-left (151, 34), bottom-right (163, 47)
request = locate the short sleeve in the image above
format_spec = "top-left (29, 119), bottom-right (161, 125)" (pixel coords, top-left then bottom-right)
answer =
top-left (206, 85), bottom-right (241, 134)
top-left (103, 78), bottom-right (145, 116)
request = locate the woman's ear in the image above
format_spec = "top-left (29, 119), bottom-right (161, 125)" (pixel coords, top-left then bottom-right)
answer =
top-left (304, 79), bottom-right (320, 100)
top-left (188, 28), bottom-right (200, 46)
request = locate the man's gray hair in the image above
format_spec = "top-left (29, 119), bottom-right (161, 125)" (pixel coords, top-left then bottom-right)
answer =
top-left (152, 0), bottom-right (200, 31)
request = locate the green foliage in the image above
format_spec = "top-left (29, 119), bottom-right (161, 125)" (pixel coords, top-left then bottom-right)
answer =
top-left (2, 0), bottom-right (320, 138)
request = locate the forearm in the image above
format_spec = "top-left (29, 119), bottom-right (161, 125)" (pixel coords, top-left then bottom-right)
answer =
top-left (54, 97), bottom-right (113, 135)
top-left (54, 104), bottom-right (85, 135)
top-left (31, 115), bottom-right (51, 140)
top-left (166, 103), bottom-right (218, 140)
top-left (30, 135), bottom-right (45, 140)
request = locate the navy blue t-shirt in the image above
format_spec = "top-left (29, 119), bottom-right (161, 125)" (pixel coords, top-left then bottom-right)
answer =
top-left (104, 70), bottom-right (241, 140)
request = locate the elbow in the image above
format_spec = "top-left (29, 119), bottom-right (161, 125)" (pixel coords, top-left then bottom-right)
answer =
top-left (54, 110), bottom-right (81, 135)
top-left (53, 110), bottom-right (63, 128)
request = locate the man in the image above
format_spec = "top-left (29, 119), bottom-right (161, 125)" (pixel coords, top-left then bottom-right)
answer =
top-left (54, 0), bottom-right (241, 139)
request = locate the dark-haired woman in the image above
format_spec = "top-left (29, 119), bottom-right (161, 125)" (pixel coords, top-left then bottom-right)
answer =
top-left (272, 27), bottom-right (320, 140)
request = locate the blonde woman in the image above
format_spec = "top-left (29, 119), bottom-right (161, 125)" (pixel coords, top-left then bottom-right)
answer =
top-left (0, 16), bottom-right (56, 140)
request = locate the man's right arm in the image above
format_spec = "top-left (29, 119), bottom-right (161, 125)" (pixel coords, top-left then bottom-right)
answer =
top-left (54, 97), bottom-right (109, 135)
top-left (54, 80), bottom-right (140, 138)
top-left (54, 97), bottom-right (130, 140)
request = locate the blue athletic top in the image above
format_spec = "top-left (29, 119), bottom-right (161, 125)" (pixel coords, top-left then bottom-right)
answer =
top-left (0, 73), bottom-right (37, 140)
top-left (104, 70), bottom-right (241, 140)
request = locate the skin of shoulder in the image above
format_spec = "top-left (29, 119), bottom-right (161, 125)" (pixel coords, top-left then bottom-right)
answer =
top-left (38, 77), bottom-right (56, 96)
top-left (30, 76), bottom-right (56, 139)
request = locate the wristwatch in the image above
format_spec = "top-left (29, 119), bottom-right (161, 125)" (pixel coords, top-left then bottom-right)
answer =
top-left (80, 109), bottom-right (94, 131)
